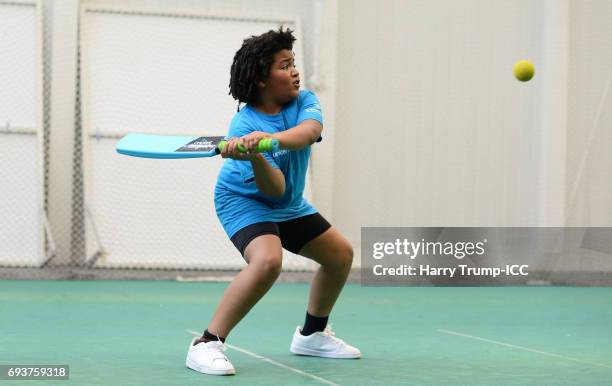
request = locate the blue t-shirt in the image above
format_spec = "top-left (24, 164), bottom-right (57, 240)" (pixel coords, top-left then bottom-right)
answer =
top-left (214, 90), bottom-right (323, 238)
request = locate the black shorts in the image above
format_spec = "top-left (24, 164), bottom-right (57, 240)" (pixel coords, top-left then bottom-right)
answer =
top-left (230, 213), bottom-right (332, 256)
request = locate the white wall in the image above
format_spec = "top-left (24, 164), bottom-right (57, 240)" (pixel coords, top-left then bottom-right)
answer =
top-left (45, 0), bottom-right (337, 266)
top-left (47, 0), bottom-right (79, 264)
top-left (333, 0), bottom-right (574, 252)
top-left (39, 0), bottom-right (612, 270)
top-left (565, 0), bottom-right (612, 226)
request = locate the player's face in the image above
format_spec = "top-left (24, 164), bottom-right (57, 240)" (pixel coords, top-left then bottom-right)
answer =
top-left (261, 49), bottom-right (300, 104)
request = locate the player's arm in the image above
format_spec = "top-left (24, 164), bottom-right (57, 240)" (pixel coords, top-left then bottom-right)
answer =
top-left (221, 138), bottom-right (286, 198)
top-left (250, 154), bottom-right (285, 198)
top-left (271, 119), bottom-right (322, 150)
top-left (240, 120), bottom-right (322, 152)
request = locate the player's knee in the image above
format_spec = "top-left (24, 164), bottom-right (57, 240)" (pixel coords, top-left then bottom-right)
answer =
top-left (251, 254), bottom-right (282, 280)
top-left (327, 242), bottom-right (353, 272)
top-left (340, 244), bottom-right (354, 271)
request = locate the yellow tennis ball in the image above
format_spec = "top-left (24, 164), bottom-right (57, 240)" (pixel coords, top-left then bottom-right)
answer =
top-left (513, 60), bottom-right (535, 82)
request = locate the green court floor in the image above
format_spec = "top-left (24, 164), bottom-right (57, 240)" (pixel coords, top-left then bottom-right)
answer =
top-left (1, 280), bottom-right (611, 385)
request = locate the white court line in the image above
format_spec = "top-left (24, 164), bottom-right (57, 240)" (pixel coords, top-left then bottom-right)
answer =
top-left (186, 330), bottom-right (341, 386)
top-left (438, 329), bottom-right (612, 369)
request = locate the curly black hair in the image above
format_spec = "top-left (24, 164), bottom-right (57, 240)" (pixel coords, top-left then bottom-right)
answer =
top-left (229, 27), bottom-right (296, 109)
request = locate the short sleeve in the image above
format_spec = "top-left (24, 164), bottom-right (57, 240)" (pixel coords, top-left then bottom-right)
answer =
top-left (297, 91), bottom-right (323, 126)
top-left (225, 117), bottom-right (279, 183)
top-left (225, 115), bottom-right (251, 140)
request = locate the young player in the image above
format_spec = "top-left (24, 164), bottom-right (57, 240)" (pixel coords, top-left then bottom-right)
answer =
top-left (186, 27), bottom-right (360, 376)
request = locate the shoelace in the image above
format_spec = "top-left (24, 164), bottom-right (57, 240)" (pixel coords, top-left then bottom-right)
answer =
top-left (203, 341), bottom-right (229, 360)
top-left (321, 324), bottom-right (347, 346)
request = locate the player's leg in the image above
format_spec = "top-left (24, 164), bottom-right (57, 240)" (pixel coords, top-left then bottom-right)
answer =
top-left (187, 227), bottom-right (283, 375)
top-left (206, 234), bottom-right (283, 338)
top-left (298, 227), bottom-right (353, 318)
top-left (281, 214), bottom-right (360, 358)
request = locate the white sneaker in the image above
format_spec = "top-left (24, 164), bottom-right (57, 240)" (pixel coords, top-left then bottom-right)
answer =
top-left (290, 324), bottom-right (361, 359)
top-left (186, 338), bottom-right (236, 375)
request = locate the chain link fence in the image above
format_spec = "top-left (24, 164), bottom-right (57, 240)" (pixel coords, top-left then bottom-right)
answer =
top-left (1, 0), bottom-right (327, 280)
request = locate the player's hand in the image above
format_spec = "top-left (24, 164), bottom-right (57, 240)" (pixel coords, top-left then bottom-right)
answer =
top-left (220, 137), bottom-right (259, 161)
top-left (240, 131), bottom-right (273, 152)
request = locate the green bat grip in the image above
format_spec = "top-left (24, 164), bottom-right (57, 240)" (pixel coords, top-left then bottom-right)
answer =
top-left (217, 138), bottom-right (280, 153)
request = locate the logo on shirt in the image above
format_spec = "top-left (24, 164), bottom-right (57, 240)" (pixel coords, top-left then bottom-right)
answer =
top-left (305, 105), bottom-right (320, 113)
top-left (273, 149), bottom-right (290, 158)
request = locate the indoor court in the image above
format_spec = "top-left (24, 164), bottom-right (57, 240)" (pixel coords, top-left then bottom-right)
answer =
top-left (2, 1), bottom-right (612, 385)
top-left (1, 281), bottom-right (611, 385)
